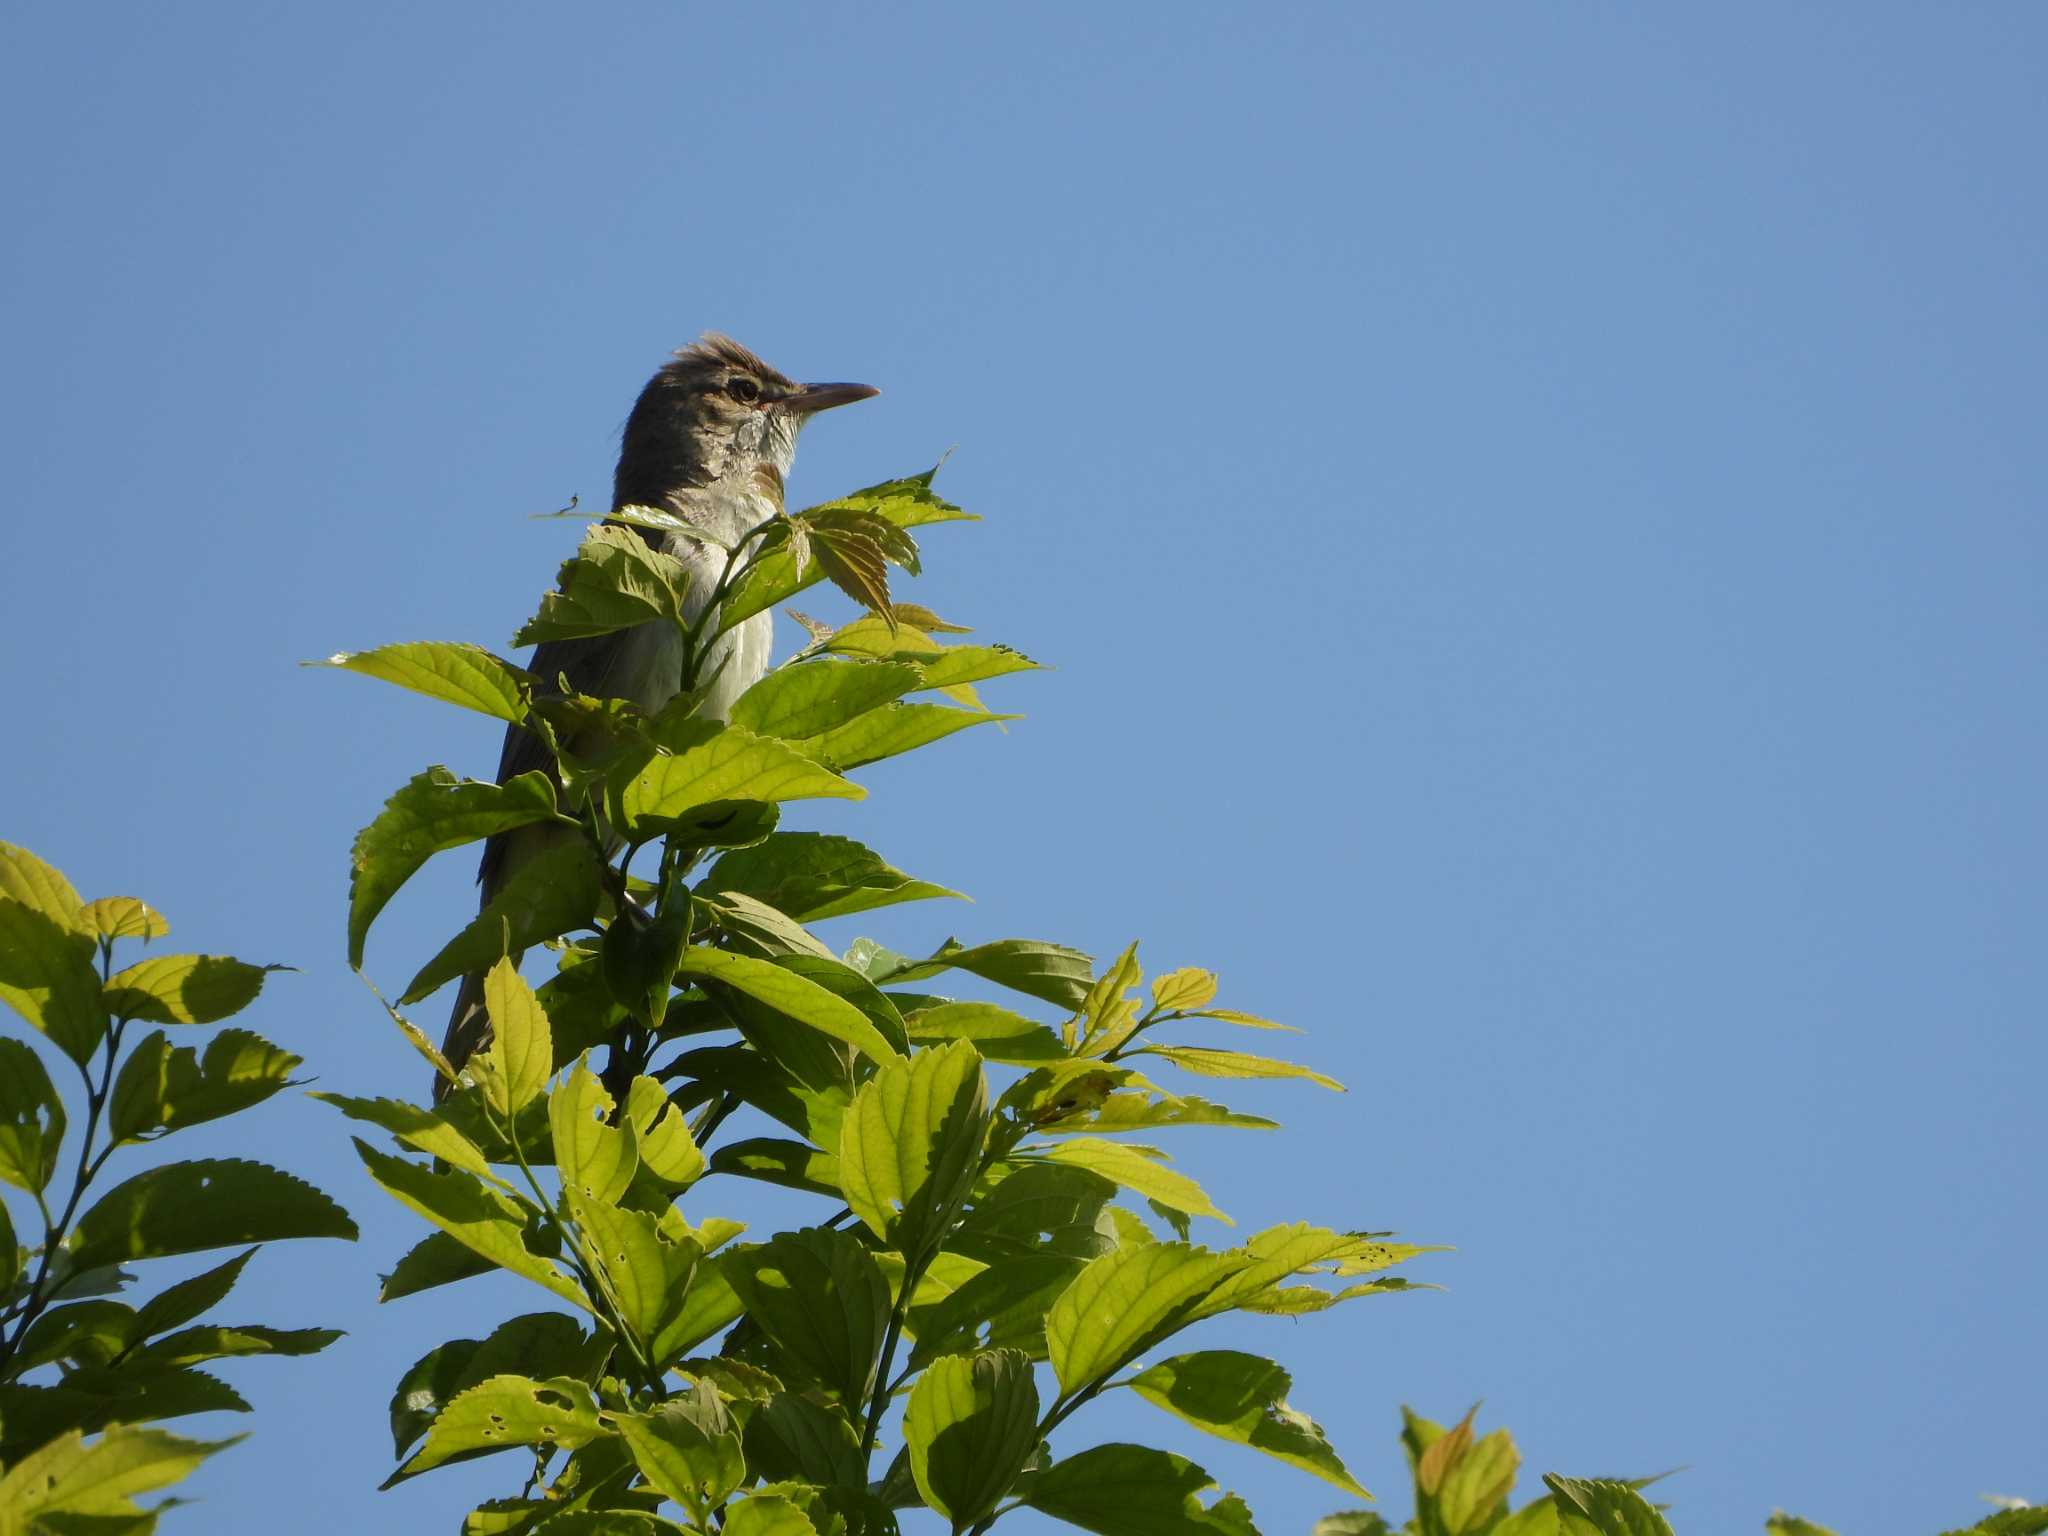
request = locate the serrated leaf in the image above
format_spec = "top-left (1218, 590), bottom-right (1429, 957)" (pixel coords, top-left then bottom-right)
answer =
top-left (107, 1028), bottom-right (302, 1143)
top-left (1025, 1443), bottom-right (1258, 1536)
top-left (732, 659), bottom-right (925, 740)
top-left (954, 1161), bottom-right (1118, 1264)
top-left (904, 1002), bottom-right (1065, 1065)
top-left (623, 1075), bottom-right (703, 1189)
top-left (79, 898), bottom-right (169, 942)
top-left (1073, 942), bottom-right (1144, 1056)
top-left (0, 842), bottom-right (86, 929)
top-left (313, 1093), bottom-right (497, 1180)
top-left (351, 1138), bottom-right (587, 1310)
top-left (906, 1250), bottom-right (1086, 1367)
top-left (401, 839), bottom-right (605, 1005)
top-left (347, 767), bottom-right (559, 967)
top-left (1045, 1243), bottom-right (1244, 1396)
top-left (1542, 1478), bottom-right (1675, 1536)
top-left (0, 895), bottom-right (107, 1064)
top-left (611, 1386), bottom-right (744, 1518)
top-left (839, 1040), bottom-right (990, 1258)
top-left (310, 641), bottom-right (531, 723)
top-left (130, 1249), bottom-right (256, 1339)
top-left (1315, 1516), bottom-right (1394, 1536)
top-left (1187, 1008), bottom-right (1298, 1033)
top-left (1150, 969), bottom-right (1218, 1013)
top-left (795, 702), bottom-right (1016, 773)
top-left (1414, 1408), bottom-right (1519, 1535)
top-left (133, 1322), bottom-right (340, 1367)
top-left (860, 936), bottom-right (1095, 1011)
top-left (610, 721), bottom-right (862, 842)
top-left (393, 1374), bottom-right (603, 1481)
top-left (904, 1348), bottom-right (1041, 1527)
top-left (677, 948), bottom-right (901, 1066)
top-left (1763, 1518), bottom-right (1841, 1536)
top-left (723, 1493), bottom-right (821, 1536)
top-left (1032, 1093), bottom-right (1277, 1136)
top-left (476, 958), bottom-right (553, 1117)
top-left (708, 1138), bottom-right (841, 1197)
top-left (512, 522), bottom-right (692, 645)
top-left (1030, 1139), bottom-right (1228, 1223)
top-left (703, 833), bottom-right (965, 923)
top-left (390, 1313), bottom-right (596, 1459)
top-left (0, 1036), bottom-right (67, 1193)
top-left (742, 1395), bottom-right (863, 1488)
top-left (66, 1158), bottom-right (356, 1270)
top-left (1130, 1351), bottom-right (1366, 1497)
top-left (725, 1228), bottom-right (889, 1405)
top-left (0, 1423), bottom-right (239, 1523)
top-left (569, 1198), bottom-right (702, 1362)
top-left (102, 954), bottom-right (279, 1026)
top-left (1133, 1044), bottom-right (1344, 1091)
top-left (549, 1057), bottom-right (637, 1205)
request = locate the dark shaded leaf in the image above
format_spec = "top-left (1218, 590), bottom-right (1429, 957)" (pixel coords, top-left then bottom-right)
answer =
top-left (67, 1159), bottom-right (356, 1271)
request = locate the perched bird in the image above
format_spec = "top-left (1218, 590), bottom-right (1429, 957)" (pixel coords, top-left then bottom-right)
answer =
top-left (436, 335), bottom-right (878, 1094)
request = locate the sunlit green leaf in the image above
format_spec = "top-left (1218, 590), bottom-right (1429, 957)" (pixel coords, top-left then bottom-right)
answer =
top-left (678, 947), bottom-right (901, 1066)
top-left (401, 839), bottom-right (604, 1006)
top-left (107, 1028), bottom-right (302, 1142)
top-left (512, 522), bottom-right (692, 645)
top-left (472, 957), bottom-right (553, 1117)
top-left (569, 1198), bottom-right (702, 1363)
top-left (1542, 1477), bottom-right (1675, 1536)
top-left (1074, 942), bottom-right (1144, 1056)
top-left (722, 1492), bottom-right (822, 1536)
top-left (623, 1075), bottom-right (704, 1190)
top-left (309, 641), bottom-right (532, 723)
top-left (796, 702), bottom-right (1016, 774)
top-left (393, 1374), bottom-right (603, 1482)
top-left (612, 1385), bottom-right (744, 1518)
top-left (0, 1036), bottom-right (67, 1193)
top-left (708, 1138), bottom-right (840, 1197)
top-left (904, 1001), bottom-right (1065, 1064)
top-left (1315, 1515), bottom-right (1394, 1536)
top-left (1130, 1351), bottom-right (1366, 1497)
top-left (549, 1056), bottom-right (637, 1206)
top-left (79, 897), bottom-right (169, 943)
top-left (725, 1228), bottom-right (889, 1405)
top-left (906, 1250), bottom-right (1086, 1367)
top-left (133, 1321), bottom-right (340, 1368)
top-left (704, 832), bottom-right (965, 925)
top-left (1132, 1044), bottom-right (1343, 1092)
top-left (610, 721), bottom-right (861, 842)
top-left (390, 1313), bottom-right (597, 1460)
top-left (101, 952), bottom-right (280, 1027)
top-left (1029, 1139), bottom-right (1228, 1224)
top-left (314, 1093), bottom-right (498, 1180)
top-left (0, 842), bottom-right (86, 930)
top-left (1025, 1443), bottom-right (1257, 1536)
top-left (840, 1040), bottom-right (990, 1258)
top-left (1031, 1093), bottom-right (1277, 1137)
top-left (351, 1138), bottom-right (585, 1309)
top-left (0, 1423), bottom-right (239, 1524)
top-left (953, 1161), bottom-right (1118, 1264)
top-left (348, 767), bottom-right (559, 967)
top-left (1045, 1243), bottom-right (1243, 1397)
top-left (1149, 968), bottom-right (1217, 1013)
top-left (904, 1348), bottom-right (1041, 1527)
top-left (0, 895), bottom-right (106, 1064)
top-left (733, 659), bottom-right (925, 740)
top-left (67, 1158), bottom-right (356, 1271)
top-left (855, 936), bottom-right (1095, 1012)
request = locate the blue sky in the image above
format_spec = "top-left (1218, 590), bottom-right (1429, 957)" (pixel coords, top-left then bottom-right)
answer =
top-left (4, 4), bottom-right (2044, 1532)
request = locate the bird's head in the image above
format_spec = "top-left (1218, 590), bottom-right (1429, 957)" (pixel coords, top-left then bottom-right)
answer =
top-left (615, 334), bottom-right (878, 507)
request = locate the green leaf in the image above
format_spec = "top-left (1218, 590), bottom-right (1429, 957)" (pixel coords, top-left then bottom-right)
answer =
top-left (704, 833), bottom-right (965, 924)
top-left (796, 702), bottom-right (1016, 773)
top-left (839, 1040), bottom-right (990, 1258)
top-left (0, 1366), bottom-right (250, 1457)
top-left (722, 1492), bottom-right (822, 1536)
top-left (107, 1028), bottom-right (302, 1143)
top-left (0, 1423), bottom-right (239, 1524)
top-left (1542, 1477), bottom-right (1675, 1536)
top-left (733, 659), bottom-right (925, 740)
top-left (309, 641), bottom-right (532, 723)
top-left (133, 1322), bottom-right (340, 1367)
top-left (857, 936), bottom-right (1096, 1011)
top-left (131, 1249), bottom-right (256, 1338)
top-left (475, 958), bottom-right (553, 1117)
top-left (611, 1386), bottom-right (744, 1518)
top-left (1129, 1351), bottom-right (1366, 1498)
top-left (314, 1093), bottom-right (498, 1180)
top-left (67, 1158), bottom-right (356, 1270)
top-left (623, 1075), bottom-right (704, 1190)
top-left (1150, 968), bottom-right (1218, 1013)
top-left (0, 842), bottom-right (86, 929)
top-left (1314, 1516), bottom-right (1394, 1536)
top-left (569, 1198), bottom-right (703, 1363)
top-left (513, 522), bottom-right (693, 644)
top-left (743, 1394), bottom-right (864, 1488)
top-left (0, 1196), bottom-right (18, 1296)
top-left (393, 1374), bottom-right (603, 1481)
top-left (1045, 1242), bottom-right (1244, 1397)
top-left (549, 1057), bottom-right (638, 1204)
top-left (953, 1161), bottom-right (1117, 1263)
top-left (347, 767), bottom-right (559, 967)
top-left (610, 722), bottom-right (862, 842)
top-left (351, 1138), bottom-right (587, 1310)
top-left (0, 896), bottom-right (106, 1064)
top-left (1031, 1093), bottom-right (1277, 1137)
top-left (1025, 1443), bottom-right (1258, 1536)
top-left (390, 1312), bottom-right (596, 1459)
top-left (699, 889), bottom-right (838, 961)
top-left (903, 1002), bottom-right (1065, 1064)
top-left (725, 1228), bottom-right (890, 1405)
top-left (903, 1348), bottom-right (1041, 1528)
top-left (1764, 1517), bottom-right (1842, 1536)
top-left (677, 948), bottom-right (902, 1066)
top-left (906, 1250), bottom-right (1086, 1366)
top-left (102, 953), bottom-right (279, 1026)
top-left (401, 839), bottom-right (605, 1005)
top-left (709, 1138), bottom-right (841, 1197)
top-left (1074, 942), bottom-right (1144, 1056)
top-left (1412, 1408), bottom-right (1519, 1536)
top-left (79, 898), bottom-right (169, 942)
top-left (723, 470), bottom-right (972, 627)
top-left (1132, 1044), bottom-right (1344, 1092)
top-left (0, 1036), bottom-right (67, 1193)
top-left (1028, 1139), bottom-right (1228, 1224)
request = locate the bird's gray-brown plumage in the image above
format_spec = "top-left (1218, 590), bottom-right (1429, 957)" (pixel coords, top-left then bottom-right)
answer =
top-left (436, 336), bottom-right (877, 1096)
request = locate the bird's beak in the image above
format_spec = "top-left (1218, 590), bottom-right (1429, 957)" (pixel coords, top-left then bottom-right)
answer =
top-left (782, 381), bottom-right (880, 416)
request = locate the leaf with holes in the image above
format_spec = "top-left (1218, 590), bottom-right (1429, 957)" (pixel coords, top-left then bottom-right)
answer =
top-left (0, 1037), bottom-right (67, 1194)
top-left (391, 1374), bottom-right (603, 1482)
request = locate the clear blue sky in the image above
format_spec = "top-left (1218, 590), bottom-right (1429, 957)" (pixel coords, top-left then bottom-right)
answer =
top-left (3, 5), bottom-right (2043, 1532)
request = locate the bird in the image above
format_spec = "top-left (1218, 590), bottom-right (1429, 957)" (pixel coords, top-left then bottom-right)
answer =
top-left (435, 335), bottom-right (879, 1096)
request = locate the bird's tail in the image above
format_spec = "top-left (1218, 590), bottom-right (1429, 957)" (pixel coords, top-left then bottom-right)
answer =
top-left (435, 969), bottom-right (491, 1103)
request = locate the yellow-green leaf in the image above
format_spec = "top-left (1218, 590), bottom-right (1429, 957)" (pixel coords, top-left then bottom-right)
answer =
top-left (1150, 968), bottom-right (1218, 1013)
top-left (0, 895), bottom-right (107, 1064)
top-left (476, 958), bottom-right (553, 1117)
top-left (677, 947), bottom-right (900, 1067)
top-left (839, 1040), bottom-right (990, 1258)
top-left (611, 1387), bottom-right (744, 1517)
top-left (904, 1348), bottom-right (1041, 1527)
top-left (393, 1374), bottom-right (602, 1481)
top-left (309, 641), bottom-right (531, 724)
top-left (795, 703), bottom-right (1016, 774)
top-left (1044, 1242), bottom-right (1243, 1397)
top-left (78, 897), bottom-right (169, 942)
top-left (549, 1057), bottom-right (637, 1205)
top-left (1134, 1044), bottom-right (1343, 1091)
top-left (1031, 1139), bottom-right (1228, 1224)
top-left (103, 953), bottom-right (279, 1026)
top-left (1129, 1350), bottom-right (1368, 1498)
top-left (611, 722), bottom-right (862, 841)
top-left (0, 843), bottom-right (85, 931)
top-left (0, 1037), bottom-right (67, 1194)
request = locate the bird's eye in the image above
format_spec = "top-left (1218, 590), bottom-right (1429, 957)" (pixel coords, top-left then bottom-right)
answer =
top-left (727, 376), bottom-right (761, 403)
